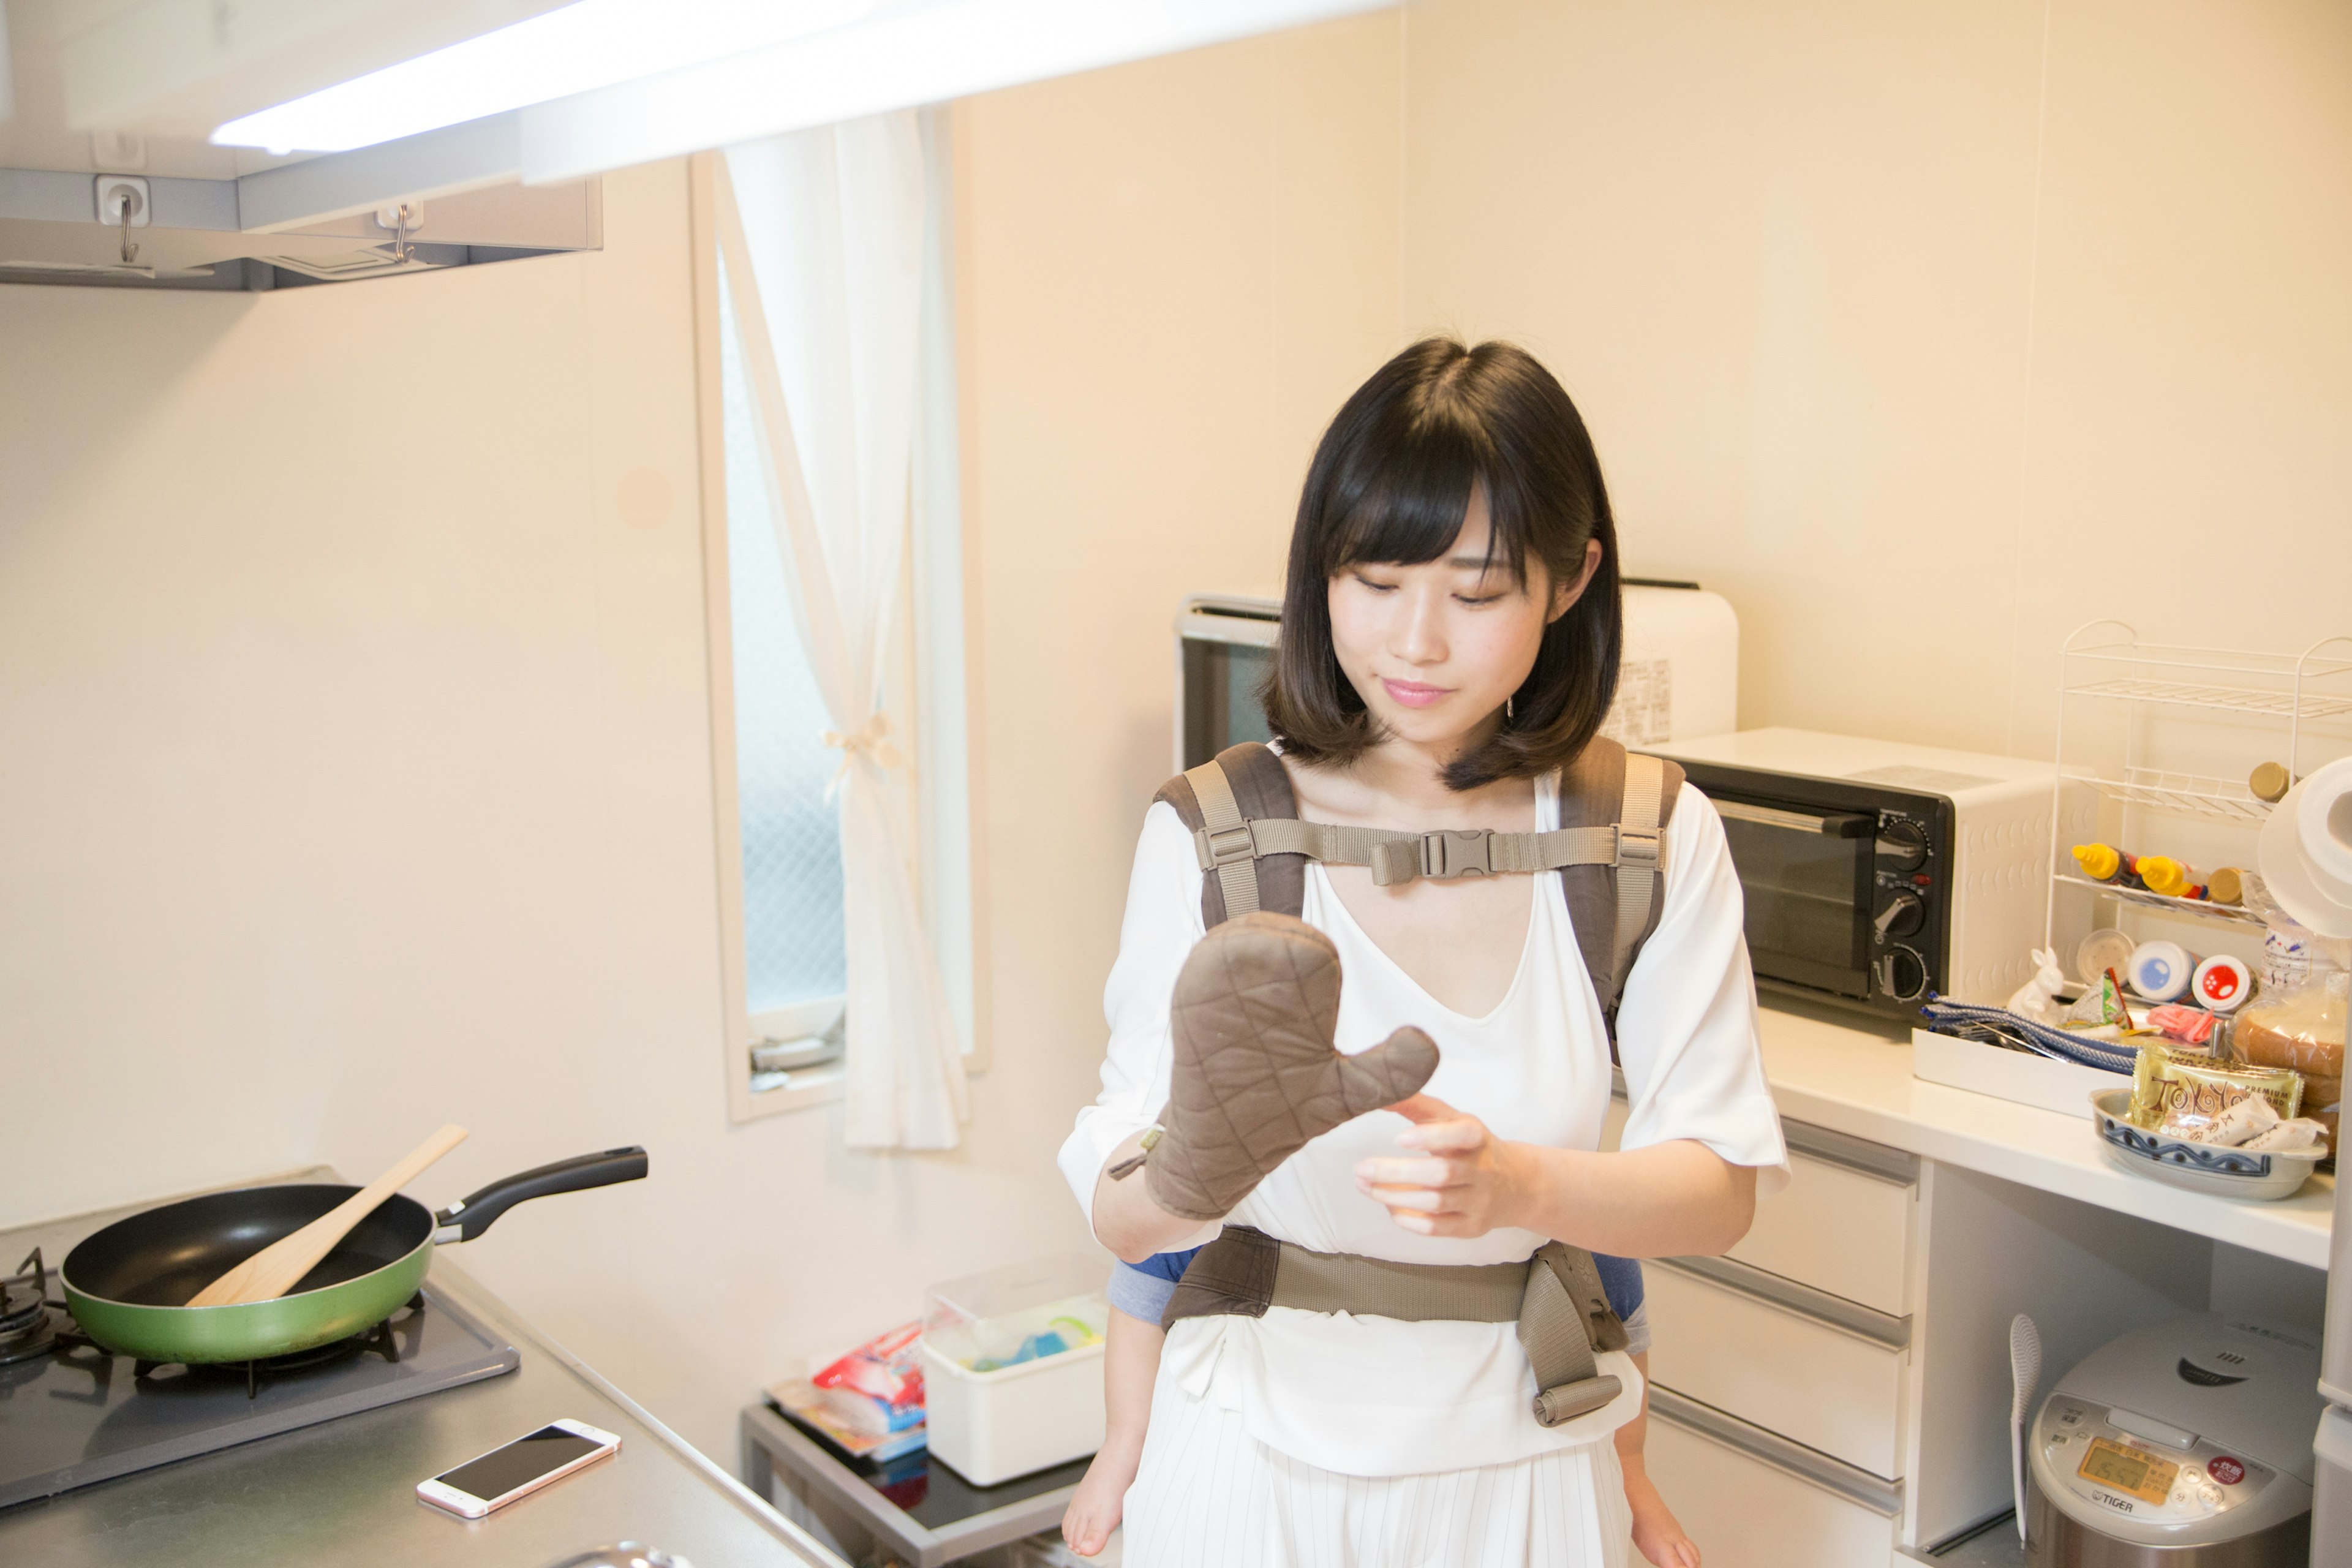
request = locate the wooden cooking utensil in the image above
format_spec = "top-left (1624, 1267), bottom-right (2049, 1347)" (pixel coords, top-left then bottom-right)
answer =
top-left (185, 1125), bottom-right (469, 1307)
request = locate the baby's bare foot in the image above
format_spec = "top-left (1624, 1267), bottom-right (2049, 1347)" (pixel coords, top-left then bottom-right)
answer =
top-left (1061, 1446), bottom-right (1138, 1558)
top-left (1626, 1464), bottom-right (1700, 1568)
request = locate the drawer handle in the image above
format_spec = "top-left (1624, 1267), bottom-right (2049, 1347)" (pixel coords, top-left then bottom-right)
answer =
top-left (1658, 1254), bottom-right (1912, 1351)
top-left (1782, 1118), bottom-right (1920, 1185)
top-left (1651, 1386), bottom-right (1904, 1517)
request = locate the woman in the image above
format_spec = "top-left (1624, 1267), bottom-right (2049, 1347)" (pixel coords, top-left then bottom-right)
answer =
top-left (1057, 338), bottom-right (1786, 1567)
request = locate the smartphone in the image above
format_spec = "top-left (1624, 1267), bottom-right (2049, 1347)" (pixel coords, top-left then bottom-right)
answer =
top-left (417, 1419), bottom-right (621, 1519)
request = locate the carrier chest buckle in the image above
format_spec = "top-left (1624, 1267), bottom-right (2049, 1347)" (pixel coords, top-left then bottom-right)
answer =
top-left (1422, 829), bottom-right (1492, 880)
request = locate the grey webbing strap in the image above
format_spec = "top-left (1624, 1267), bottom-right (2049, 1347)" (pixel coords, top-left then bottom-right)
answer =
top-left (1202, 818), bottom-right (1623, 889)
top-left (1185, 759), bottom-right (1261, 918)
top-left (1248, 1234), bottom-right (1626, 1430)
top-left (1520, 1244), bottom-right (1625, 1427)
top-left (1608, 754), bottom-right (1667, 1003)
top-left (1272, 1245), bottom-right (1529, 1322)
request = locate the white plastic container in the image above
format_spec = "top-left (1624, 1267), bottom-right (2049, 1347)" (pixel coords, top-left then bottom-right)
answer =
top-left (920, 1254), bottom-right (1109, 1486)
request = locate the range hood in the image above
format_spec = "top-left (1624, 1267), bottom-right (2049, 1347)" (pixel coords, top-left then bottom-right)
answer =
top-left (0, 2), bottom-right (598, 291)
top-left (0, 167), bottom-right (599, 290)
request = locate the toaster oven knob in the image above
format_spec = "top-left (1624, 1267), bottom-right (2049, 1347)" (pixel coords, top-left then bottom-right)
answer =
top-left (1874, 889), bottom-right (1926, 941)
top-left (1875, 820), bottom-right (1929, 870)
top-left (1875, 945), bottom-right (1928, 1003)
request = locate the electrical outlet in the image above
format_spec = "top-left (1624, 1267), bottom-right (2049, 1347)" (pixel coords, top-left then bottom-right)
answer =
top-left (94, 175), bottom-right (150, 227)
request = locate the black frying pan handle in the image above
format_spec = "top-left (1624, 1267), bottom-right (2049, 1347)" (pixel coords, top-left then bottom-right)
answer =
top-left (434, 1147), bottom-right (648, 1243)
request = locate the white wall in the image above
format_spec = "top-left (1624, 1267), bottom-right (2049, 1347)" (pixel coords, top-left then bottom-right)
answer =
top-left (1400, 0), bottom-right (2352, 758)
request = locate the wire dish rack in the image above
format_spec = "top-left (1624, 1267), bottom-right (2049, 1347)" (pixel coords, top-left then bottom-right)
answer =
top-left (2043, 622), bottom-right (2352, 949)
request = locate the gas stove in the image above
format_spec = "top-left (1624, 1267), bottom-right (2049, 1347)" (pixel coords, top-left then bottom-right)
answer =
top-left (0, 1247), bottom-right (520, 1511)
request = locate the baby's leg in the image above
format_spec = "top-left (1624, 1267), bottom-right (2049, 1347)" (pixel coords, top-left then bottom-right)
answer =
top-left (1618, 1352), bottom-right (1701, 1568)
top-left (1061, 1307), bottom-right (1165, 1558)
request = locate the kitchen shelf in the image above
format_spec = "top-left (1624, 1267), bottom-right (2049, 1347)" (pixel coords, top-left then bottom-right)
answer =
top-left (2044, 622), bottom-right (2352, 954)
top-left (2049, 872), bottom-right (2265, 928)
top-left (2067, 676), bottom-right (2352, 720)
top-left (2071, 767), bottom-right (2274, 824)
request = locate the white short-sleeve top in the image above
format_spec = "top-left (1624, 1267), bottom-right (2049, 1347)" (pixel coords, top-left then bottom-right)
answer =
top-left (1056, 772), bottom-right (1789, 1478)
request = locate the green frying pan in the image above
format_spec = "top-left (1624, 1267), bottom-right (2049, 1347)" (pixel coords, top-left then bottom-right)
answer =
top-left (58, 1147), bottom-right (647, 1363)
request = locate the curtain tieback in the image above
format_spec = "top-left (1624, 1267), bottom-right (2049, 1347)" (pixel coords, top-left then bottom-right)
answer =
top-left (822, 713), bottom-right (905, 798)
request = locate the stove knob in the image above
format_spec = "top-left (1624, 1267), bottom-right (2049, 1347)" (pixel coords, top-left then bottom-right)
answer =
top-left (1876, 820), bottom-right (1929, 871)
top-left (1875, 944), bottom-right (1928, 1003)
top-left (1874, 889), bottom-right (1926, 941)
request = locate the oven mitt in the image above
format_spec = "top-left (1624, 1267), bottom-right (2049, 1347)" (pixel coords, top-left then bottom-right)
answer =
top-left (1112, 910), bottom-right (1441, 1223)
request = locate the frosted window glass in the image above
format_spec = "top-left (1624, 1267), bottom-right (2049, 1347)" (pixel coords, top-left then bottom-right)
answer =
top-left (718, 272), bottom-right (848, 1014)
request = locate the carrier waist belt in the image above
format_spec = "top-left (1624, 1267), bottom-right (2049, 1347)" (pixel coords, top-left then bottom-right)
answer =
top-left (1160, 1226), bottom-right (1629, 1428)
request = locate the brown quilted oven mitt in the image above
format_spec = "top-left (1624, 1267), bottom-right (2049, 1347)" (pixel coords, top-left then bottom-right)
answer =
top-left (1134, 910), bottom-right (1440, 1222)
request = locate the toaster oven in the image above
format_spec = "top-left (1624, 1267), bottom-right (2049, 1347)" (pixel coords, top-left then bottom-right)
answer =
top-left (1651, 729), bottom-right (2087, 1016)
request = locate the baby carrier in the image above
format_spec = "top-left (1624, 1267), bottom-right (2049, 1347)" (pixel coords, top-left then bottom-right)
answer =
top-left (1148, 736), bottom-right (1684, 1429)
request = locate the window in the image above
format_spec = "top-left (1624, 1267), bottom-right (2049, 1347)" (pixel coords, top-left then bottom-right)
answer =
top-left (689, 135), bottom-right (979, 1123)
top-left (717, 268), bottom-right (852, 1083)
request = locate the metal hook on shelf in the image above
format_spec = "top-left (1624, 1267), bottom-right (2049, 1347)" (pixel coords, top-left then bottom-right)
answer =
top-left (112, 187), bottom-right (140, 266)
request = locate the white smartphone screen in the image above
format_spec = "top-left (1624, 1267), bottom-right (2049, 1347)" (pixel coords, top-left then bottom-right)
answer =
top-left (434, 1424), bottom-right (608, 1505)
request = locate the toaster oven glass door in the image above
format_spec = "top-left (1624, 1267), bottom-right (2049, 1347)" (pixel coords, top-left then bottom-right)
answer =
top-left (1709, 794), bottom-right (1879, 1000)
top-left (1182, 638), bottom-right (1275, 771)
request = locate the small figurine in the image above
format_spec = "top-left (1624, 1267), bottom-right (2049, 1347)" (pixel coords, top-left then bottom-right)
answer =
top-left (2006, 946), bottom-right (2068, 1025)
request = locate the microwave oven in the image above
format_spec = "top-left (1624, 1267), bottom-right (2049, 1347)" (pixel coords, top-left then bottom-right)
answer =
top-left (1652, 729), bottom-right (2088, 1016)
top-left (1174, 582), bottom-right (1740, 772)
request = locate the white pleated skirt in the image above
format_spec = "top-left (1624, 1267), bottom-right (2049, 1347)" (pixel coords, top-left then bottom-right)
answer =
top-left (1121, 1373), bottom-right (1632, 1568)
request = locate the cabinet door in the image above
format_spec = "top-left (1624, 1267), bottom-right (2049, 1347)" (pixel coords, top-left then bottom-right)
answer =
top-left (1648, 1401), bottom-right (1899, 1568)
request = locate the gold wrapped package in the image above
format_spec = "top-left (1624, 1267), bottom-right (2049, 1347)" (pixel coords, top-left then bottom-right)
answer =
top-left (2130, 1044), bottom-right (2302, 1132)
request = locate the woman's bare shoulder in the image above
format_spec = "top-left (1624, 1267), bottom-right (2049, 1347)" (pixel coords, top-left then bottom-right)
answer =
top-left (1276, 752), bottom-right (1373, 820)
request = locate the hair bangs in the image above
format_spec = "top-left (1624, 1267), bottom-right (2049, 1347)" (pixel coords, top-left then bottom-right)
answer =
top-left (1319, 404), bottom-right (1529, 587)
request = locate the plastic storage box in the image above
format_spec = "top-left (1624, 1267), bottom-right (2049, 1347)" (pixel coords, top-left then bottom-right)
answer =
top-left (919, 1254), bottom-right (1109, 1485)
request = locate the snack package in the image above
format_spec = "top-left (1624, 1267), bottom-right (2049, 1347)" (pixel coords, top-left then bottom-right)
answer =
top-left (2067, 972), bottom-right (2131, 1030)
top-left (2131, 1044), bottom-right (2301, 1131)
top-left (2145, 1003), bottom-right (2217, 1047)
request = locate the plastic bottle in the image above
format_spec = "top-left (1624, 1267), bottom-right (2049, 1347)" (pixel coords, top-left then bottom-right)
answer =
top-left (2072, 844), bottom-right (2144, 888)
top-left (2138, 856), bottom-right (2207, 900)
top-left (2127, 940), bottom-right (2199, 1003)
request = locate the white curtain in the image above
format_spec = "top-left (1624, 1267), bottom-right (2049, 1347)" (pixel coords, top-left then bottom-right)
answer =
top-left (716, 116), bottom-right (969, 1150)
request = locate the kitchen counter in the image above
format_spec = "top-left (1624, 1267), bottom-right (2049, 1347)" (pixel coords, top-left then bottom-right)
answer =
top-left (1755, 998), bottom-right (2333, 1271)
top-left (0, 1170), bottom-right (843, 1568)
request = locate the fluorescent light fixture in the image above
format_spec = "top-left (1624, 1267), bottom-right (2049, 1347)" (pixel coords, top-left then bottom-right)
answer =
top-left (212, 0), bottom-right (876, 153)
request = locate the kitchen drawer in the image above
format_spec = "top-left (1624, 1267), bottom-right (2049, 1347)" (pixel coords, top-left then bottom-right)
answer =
top-left (1646, 1259), bottom-right (1909, 1480)
top-left (1604, 1094), bottom-right (1915, 1316)
top-left (1647, 1388), bottom-right (1900, 1568)
top-left (1729, 1121), bottom-right (1916, 1317)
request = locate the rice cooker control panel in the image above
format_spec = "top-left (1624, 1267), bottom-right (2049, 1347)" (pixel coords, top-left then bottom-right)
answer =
top-left (2038, 1399), bottom-right (2275, 1525)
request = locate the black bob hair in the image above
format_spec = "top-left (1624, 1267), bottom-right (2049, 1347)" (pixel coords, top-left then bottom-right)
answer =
top-left (1262, 337), bottom-right (1623, 792)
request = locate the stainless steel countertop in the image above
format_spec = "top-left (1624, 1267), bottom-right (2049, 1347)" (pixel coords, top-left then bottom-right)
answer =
top-left (0, 1169), bottom-right (846, 1568)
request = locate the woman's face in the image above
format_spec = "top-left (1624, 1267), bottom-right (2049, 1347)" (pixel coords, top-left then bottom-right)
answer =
top-left (1325, 487), bottom-right (1598, 757)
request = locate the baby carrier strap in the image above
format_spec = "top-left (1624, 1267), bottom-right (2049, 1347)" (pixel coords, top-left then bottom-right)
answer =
top-left (1153, 744), bottom-right (1307, 925)
top-left (1557, 739), bottom-right (1686, 1022)
top-left (1163, 1226), bottom-right (1629, 1429)
top-left (1154, 739), bottom-right (1684, 1020)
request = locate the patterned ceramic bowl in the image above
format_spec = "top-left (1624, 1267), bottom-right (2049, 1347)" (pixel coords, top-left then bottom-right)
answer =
top-left (2088, 1088), bottom-right (2324, 1202)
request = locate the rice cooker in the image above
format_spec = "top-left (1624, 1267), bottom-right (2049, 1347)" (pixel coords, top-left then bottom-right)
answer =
top-left (2027, 1314), bottom-right (2320, 1566)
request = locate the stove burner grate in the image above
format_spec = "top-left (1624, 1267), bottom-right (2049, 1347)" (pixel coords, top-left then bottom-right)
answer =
top-left (0, 1250), bottom-right (62, 1366)
top-left (43, 1290), bottom-right (424, 1398)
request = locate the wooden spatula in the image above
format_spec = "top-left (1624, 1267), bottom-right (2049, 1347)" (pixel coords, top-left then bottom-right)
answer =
top-left (186, 1125), bottom-right (469, 1307)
